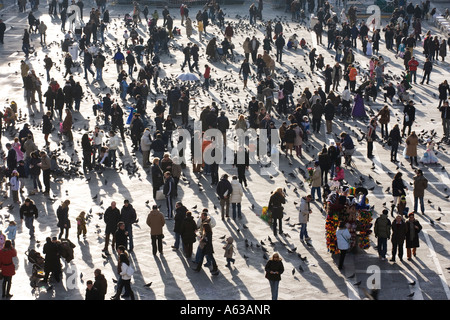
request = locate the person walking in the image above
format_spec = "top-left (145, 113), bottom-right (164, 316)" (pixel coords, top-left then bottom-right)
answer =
top-left (298, 195), bottom-right (312, 243)
top-left (391, 172), bottom-right (407, 216)
top-left (0, 240), bottom-right (17, 298)
top-left (264, 252), bottom-right (284, 300)
top-left (146, 205), bottom-right (166, 255)
top-left (120, 200), bottom-right (137, 252)
top-left (310, 161), bottom-right (322, 201)
top-left (103, 201), bottom-right (120, 255)
top-left (268, 188), bottom-right (286, 237)
top-left (39, 151), bottom-right (51, 195)
top-left (111, 253), bottom-right (135, 300)
top-left (405, 213), bottom-right (422, 260)
top-left (413, 169), bottom-right (428, 215)
top-left (194, 222), bottom-right (218, 275)
top-left (19, 198), bottom-right (38, 239)
top-left (336, 221), bottom-right (351, 270)
top-left (390, 215), bottom-right (407, 263)
top-left (216, 174), bottom-right (233, 220)
top-left (420, 57), bottom-right (432, 85)
top-left (388, 124), bottom-right (402, 162)
top-left (42, 237), bottom-right (61, 283)
top-left (374, 209), bottom-right (391, 260)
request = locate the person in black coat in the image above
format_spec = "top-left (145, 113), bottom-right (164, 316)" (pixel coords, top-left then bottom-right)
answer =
top-left (390, 215), bottom-right (407, 262)
top-left (401, 100), bottom-right (415, 137)
top-left (180, 211), bottom-right (197, 258)
top-left (114, 222), bottom-right (128, 251)
top-left (265, 252), bottom-right (284, 300)
top-left (86, 280), bottom-right (102, 300)
top-left (93, 269), bottom-right (108, 300)
top-left (120, 200), bottom-right (137, 252)
top-left (172, 202), bottom-right (188, 251)
top-left (42, 111), bottom-right (52, 146)
top-left (130, 113), bottom-right (144, 151)
top-left (103, 201), bottom-right (121, 254)
top-left (43, 237), bottom-right (62, 283)
top-left (5, 143), bottom-right (17, 175)
top-left (268, 188), bottom-right (286, 236)
top-left (57, 200), bottom-right (71, 239)
top-left (388, 124), bottom-right (402, 162)
top-left (0, 19), bottom-right (6, 44)
top-left (81, 133), bottom-right (93, 172)
top-left (151, 158), bottom-right (164, 200)
top-left (111, 103), bottom-right (125, 142)
top-left (275, 33), bottom-right (285, 63)
top-left (216, 174), bottom-right (233, 220)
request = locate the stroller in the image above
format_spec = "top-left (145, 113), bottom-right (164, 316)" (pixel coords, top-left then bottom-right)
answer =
top-left (26, 249), bottom-right (45, 288)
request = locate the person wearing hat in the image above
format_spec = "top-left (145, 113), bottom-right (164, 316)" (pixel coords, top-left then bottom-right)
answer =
top-left (374, 209), bottom-right (391, 260)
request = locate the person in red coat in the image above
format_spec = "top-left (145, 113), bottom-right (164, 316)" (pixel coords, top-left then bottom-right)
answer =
top-left (407, 56), bottom-right (419, 84)
top-left (0, 240), bottom-right (17, 298)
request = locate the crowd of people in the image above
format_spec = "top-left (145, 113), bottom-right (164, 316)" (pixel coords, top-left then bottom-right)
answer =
top-left (0, 0), bottom-right (448, 300)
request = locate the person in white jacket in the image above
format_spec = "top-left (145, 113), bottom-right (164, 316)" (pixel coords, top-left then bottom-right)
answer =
top-left (298, 195), bottom-right (312, 242)
top-left (107, 130), bottom-right (121, 169)
top-left (230, 176), bottom-right (244, 220)
top-left (140, 129), bottom-right (152, 168)
top-left (92, 126), bottom-right (104, 165)
top-left (111, 253), bottom-right (135, 300)
top-left (336, 222), bottom-right (351, 270)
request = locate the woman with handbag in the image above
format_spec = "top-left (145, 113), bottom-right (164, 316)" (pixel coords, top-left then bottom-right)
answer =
top-left (0, 240), bottom-right (16, 298)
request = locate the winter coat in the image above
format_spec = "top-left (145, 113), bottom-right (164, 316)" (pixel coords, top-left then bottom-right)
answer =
top-left (146, 209), bottom-right (165, 236)
top-left (336, 227), bottom-right (351, 250)
top-left (57, 205), bottom-right (70, 228)
top-left (201, 230), bottom-right (214, 255)
top-left (0, 247), bottom-right (17, 276)
top-left (405, 219), bottom-right (422, 248)
top-left (268, 192), bottom-right (285, 219)
top-left (405, 134), bottom-right (418, 157)
top-left (216, 178), bottom-right (233, 199)
top-left (185, 18), bottom-right (193, 37)
top-left (140, 130), bottom-right (152, 152)
top-left (151, 164), bottom-right (164, 191)
top-left (120, 204), bottom-right (137, 226)
top-left (377, 108), bottom-right (390, 125)
top-left (230, 180), bottom-right (243, 204)
top-left (180, 215), bottom-right (197, 244)
top-left (391, 220), bottom-right (407, 243)
top-left (298, 197), bottom-right (311, 224)
top-left (104, 206), bottom-right (121, 234)
top-left (311, 167), bottom-right (321, 188)
top-left (174, 205), bottom-right (188, 234)
top-left (265, 259), bottom-right (284, 281)
top-left (43, 241), bottom-right (61, 273)
top-left (413, 175), bottom-right (428, 198)
top-left (374, 214), bottom-right (391, 239)
top-left (392, 178), bottom-right (406, 197)
top-left (293, 126), bottom-right (303, 146)
top-left (223, 237), bottom-right (234, 259)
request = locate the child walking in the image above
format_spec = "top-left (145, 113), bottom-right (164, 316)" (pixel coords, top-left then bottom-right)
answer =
top-left (10, 170), bottom-right (21, 204)
top-left (223, 236), bottom-right (235, 268)
top-left (4, 221), bottom-right (17, 247)
top-left (76, 211), bottom-right (87, 240)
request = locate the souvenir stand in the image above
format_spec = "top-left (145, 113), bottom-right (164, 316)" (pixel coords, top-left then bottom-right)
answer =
top-left (325, 185), bottom-right (373, 255)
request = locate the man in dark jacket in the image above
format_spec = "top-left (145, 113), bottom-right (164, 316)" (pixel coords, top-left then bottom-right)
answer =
top-left (120, 200), bottom-right (137, 252)
top-left (275, 33), bottom-right (285, 63)
top-left (420, 57), bottom-right (432, 85)
top-left (43, 237), bottom-right (61, 283)
top-left (374, 209), bottom-right (391, 260)
top-left (93, 269), bottom-right (107, 300)
top-left (172, 201), bottom-right (188, 251)
top-left (390, 215), bottom-right (407, 262)
top-left (20, 198), bottom-right (38, 239)
top-left (83, 49), bottom-right (95, 80)
top-left (86, 280), bottom-right (102, 300)
top-left (324, 100), bottom-right (335, 134)
top-left (216, 174), bottom-right (233, 220)
top-left (103, 201), bottom-right (120, 254)
top-left (163, 171), bottom-right (176, 219)
top-left (217, 111), bottom-right (229, 146)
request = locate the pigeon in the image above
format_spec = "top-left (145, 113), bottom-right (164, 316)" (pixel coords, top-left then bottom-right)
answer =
top-left (192, 205), bottom-right (197, 209)
top-left (409, 281), bottom-right (416, 286)
top-left (407, 292), bottom-right (415, 297)
top-left (353, 281), bottom-right (361, 286)
top-left (347, 273), bottom-right (355, 279)
top-left (292, 268), bottom-right (295, 275)
top-left (144, 282), bottom-right (152, 287)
